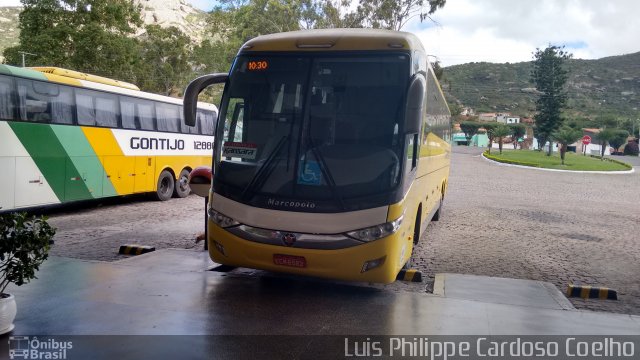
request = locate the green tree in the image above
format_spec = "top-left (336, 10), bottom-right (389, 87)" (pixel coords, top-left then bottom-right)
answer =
top-left (459, 121), bottom-right (481, 146)
top-left (492, 124), bottom-right (511, 155)
top-left (137, 25), bottom-right (192, 96)
top-left (316, 0), bottom-right (365, 28)
top-left (483, 122), bottom-right (498, 154)
top-left (432, 60), bottom-right (444, 80)
top-left (531, 45), bottom-right (572, 156)
top-left (509, 123), bottom-right (526, 149)
top-left (608, 129), bottom-right (630, 154)
top-left (595, 128), bottom-right (624, 159)
top-left (358, 0), bottom-right (446, 30)
top-left (552, 127), bottom-right (582, 165)
top-left (4, 0), bottom-right (142, 81)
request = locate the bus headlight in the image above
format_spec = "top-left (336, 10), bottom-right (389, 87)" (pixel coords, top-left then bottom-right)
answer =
top-left (346, 216), bottom-right (403, 242)
top-left (209, 209), bottom-right (239, 228)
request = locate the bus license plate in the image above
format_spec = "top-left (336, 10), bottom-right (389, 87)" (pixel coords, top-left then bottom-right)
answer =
top-left (273, 254), bottom-right (306, 268)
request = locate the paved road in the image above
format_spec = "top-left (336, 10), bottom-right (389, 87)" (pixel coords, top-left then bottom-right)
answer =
top-left (45, 147), bottom-right (640, 314)
top-left (413, 146), bottom-right (640, 314)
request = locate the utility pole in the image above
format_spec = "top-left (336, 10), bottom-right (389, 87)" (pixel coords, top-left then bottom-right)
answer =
top-left (18, 51), bottom-right (37, 67)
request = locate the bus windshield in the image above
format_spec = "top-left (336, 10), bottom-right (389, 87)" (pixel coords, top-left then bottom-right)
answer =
top-left (215, 53), bottom-right (410, 211)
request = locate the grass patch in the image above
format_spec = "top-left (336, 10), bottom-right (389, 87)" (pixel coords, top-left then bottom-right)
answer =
top-left (484, 150), bottom-right (631, 171)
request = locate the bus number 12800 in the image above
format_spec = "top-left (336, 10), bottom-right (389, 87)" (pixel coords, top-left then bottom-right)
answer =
top-left (194, 141), bottom-right (214, 150)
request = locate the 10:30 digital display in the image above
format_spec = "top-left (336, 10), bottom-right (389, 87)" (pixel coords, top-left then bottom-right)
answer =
top-left (248, 60), bottom-right (269, 71)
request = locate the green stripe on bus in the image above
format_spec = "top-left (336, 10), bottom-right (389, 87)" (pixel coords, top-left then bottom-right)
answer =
top-left (50, 125), bottom-right (117, 198)
top-left (9, 122), bottom-right (93, 202)
top-left (0, 65), bottom-right (48, 80)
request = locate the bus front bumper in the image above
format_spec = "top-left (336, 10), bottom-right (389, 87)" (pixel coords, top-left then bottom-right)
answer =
top-left (207, 221), bottom-right (411, 284)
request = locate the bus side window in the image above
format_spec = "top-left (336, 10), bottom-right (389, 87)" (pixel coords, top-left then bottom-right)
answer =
top-left (199, 110), bottom-right (216, 135)
top-left (95, 93), bottom-right (118, 128)
top-left (136, 100), bottom-right (155, 131)
top-left (50, 85), bottom-right (74, 125)
top-left (0, 75), bottom-right (16, 120)
top-left (178, 106), bottom-right (188, 133)
top-left (17, 79), bottom-right (56, 123)
top-left (156, 103), bottom-right (180, 133)
top-left (189, 111), bottom-right (201, 134)
top-left (120, 97), bottom-right (137, 129)
top-left (75, 89), bottom-right (96, 126)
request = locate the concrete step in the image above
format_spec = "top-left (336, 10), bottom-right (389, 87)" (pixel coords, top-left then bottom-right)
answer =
top-left (434, 273), bottom-right (575, 310)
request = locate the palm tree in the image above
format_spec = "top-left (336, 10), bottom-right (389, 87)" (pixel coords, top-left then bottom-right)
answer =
top-left (492, 125), bottom-right (511, 154)
top-left (483, 123), bottom-right (497, 154)
top-left (596, 128), bottom-right (616, 160)
top-left (552, 127), bottom-right (583, 165)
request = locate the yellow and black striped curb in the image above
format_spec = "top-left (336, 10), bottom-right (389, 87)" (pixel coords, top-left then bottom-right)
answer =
top-left (567, 284), bottom-right (618, 300)
top-left (118, 244), bottom-right (155, 256)
top-left (397, 269), bottom-right (422, 282)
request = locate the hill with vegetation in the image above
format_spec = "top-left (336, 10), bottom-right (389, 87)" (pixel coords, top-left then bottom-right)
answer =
top-left (442, 51), bottom-right (640, 121)
top-left (0, 0), bottom-right (208, 57)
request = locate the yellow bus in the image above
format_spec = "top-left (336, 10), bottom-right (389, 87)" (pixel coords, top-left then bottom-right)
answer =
top-left (0, 65), bottom-right (217, 211)
top-left (184, 29), bottom-right (451, 283)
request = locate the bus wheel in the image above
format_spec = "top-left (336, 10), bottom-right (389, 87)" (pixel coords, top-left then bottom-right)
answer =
top-left (404, 213), bottom-right (421, 269)
top-left (432, 196), bottom-right (444, 221)
top-left (155, 170), bottom-right (175, 201)
top-left (173, 169), bottom-right (191, 198)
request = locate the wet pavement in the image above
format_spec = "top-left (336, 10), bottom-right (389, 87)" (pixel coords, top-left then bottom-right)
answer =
top-left (4, 250), bottom-right (640, 337)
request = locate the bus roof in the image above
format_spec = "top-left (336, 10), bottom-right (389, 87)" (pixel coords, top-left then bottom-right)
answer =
top-left (30, 67), bottom-right (141, 91)
top-left (240, 29), bottom-right (426, 53)
top-left (0, 64), bottom-right (217, 112)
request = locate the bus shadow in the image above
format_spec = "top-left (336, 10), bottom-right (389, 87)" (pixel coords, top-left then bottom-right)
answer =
top-left (15, 194), bottom-right (156, 216)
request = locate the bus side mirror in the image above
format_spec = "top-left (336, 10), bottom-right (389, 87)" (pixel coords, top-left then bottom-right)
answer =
top-left (404, 75), bottom-right (425, 134)
top-left (183, 73), bottom-right (228, 126)
top-left (189, 166), bottom-right (212, 198)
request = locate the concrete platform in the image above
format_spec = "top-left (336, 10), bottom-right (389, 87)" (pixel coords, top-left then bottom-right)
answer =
top-left (434, 273), bottom-right (576, 310)
top-left (3, 249), bottom-right (638, 337)
top-left (1, 250), bottom-right (638, 359)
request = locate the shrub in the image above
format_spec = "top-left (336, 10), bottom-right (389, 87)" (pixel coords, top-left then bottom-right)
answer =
top-left (483, 151), bottom-right (540, 168)
top-left (0, 213), bottom-right (55, 295)
top-left (623, 141), bottom-right (639, 156)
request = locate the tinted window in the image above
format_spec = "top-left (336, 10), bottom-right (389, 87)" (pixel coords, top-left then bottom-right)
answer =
top-left (137, 100), bottom-right (155, 130)
top-left (76, 89), bottom-right (96, 126)
top-left (17, 79), bottom-right (74, 124)
top-left (0, 75), bottom-right (15, 120)
top-left (183, 113), bottom-right (200, 134)
top-left (156, 103), bottom-right (180, 132)
top-left (197, 110), bottom-right (216, 135)
top-left (120, 97), bottom-right (136, 129)
top-left (95, 93), bottom-right (118, 128)
top-left (51, 86), bottom-right (74, 124)
top-left (76, 89), bottom-right (119, 128)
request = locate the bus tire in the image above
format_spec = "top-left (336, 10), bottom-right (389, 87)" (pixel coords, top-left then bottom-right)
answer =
top-left (432, 196), bottom-right (443, 221)
top-left (173, 169), bottom-right (191, 198)
top-left (404, 211), bottom-right (421, 270)
top-left (155, 170), bottom-right (175, 201)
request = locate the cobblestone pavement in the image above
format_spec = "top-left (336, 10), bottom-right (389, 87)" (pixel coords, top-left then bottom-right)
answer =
top-left (44, 147), bottom-right (640, 314)
top-left (413, 147), bottom-right (640, 315)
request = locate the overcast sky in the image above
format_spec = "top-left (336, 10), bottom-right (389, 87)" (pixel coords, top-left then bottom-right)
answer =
top-left (2, 0), bottom-right (638, 66)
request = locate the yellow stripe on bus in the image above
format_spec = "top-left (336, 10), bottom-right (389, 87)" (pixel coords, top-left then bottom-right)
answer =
top-left (42, 73), bottom-right (83, 87)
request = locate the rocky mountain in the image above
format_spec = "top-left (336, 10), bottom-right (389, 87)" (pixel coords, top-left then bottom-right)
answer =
top-left (0, 7), bottom-right (20, 55)
top-left (0, 0), bottom-right (208, 56)
top-left (442, 51), bottom-right (640, 120)
top-left (135, 0), bottom-right (208, 41)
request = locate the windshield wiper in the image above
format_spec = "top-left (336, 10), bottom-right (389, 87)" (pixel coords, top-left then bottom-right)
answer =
top-left (240, 135), bottom-right (288, 201)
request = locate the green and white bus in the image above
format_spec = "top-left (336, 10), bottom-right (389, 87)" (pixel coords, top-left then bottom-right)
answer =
top-left (0, 65), bottom-right (217, 212)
